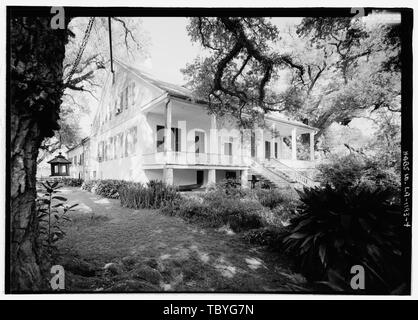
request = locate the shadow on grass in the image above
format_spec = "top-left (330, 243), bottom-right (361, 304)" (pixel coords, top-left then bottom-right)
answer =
top-left (69, 214), bottom-right (111, 226)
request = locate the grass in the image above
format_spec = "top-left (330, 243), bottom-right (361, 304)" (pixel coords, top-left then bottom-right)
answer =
top-left (56, 187), bottom-right (309, 292)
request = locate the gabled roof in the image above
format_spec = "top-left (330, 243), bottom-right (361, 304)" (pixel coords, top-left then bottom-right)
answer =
top-left (116, 60), bottom-right (205, 103)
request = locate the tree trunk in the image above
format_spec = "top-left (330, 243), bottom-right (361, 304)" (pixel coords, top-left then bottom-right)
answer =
top-left (10, 16), bottom-right (69, 292)
top-left (10, 111), bottom-right (43, 291)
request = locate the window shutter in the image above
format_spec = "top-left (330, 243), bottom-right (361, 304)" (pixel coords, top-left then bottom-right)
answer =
top-left (125, 132), bottom-right (129, 157)
top-left (120, 133), bottom-right (124, 158)
top-left (114, 136), bottom-right (118, 159)
top-left (125, 87), bottom-right (129, 109)
top-left (132, 127), bottom-right (137, 154)
top-left (130, 82), bottom-right (135, 105)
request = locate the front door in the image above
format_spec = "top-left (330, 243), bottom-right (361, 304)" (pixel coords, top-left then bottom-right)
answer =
top-left (197, 170), bottom-right (204, 185)
top-left (265, 141), bottom-right (271, 159)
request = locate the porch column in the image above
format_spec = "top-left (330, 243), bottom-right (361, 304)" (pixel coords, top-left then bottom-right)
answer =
top-left (178, 120), bottom-right (187, 164)
top-left (291, 127), bottom-right (297, 161)
top-left (208, 169), bottom-right (216, 185)
top-left (310, 132), bottom-right (315, 161)
top-left (272, 123), bottom-right (277, 159)
top-left (163, 167), bottom-right (173, 185)
top-left (242, 129), bottom-right (251, 165)
top-left (256, 126), bottom-right (264, 162)
top-left (164, 99), bottom-right (172, 162)
top-left (210, 114), bottom-right (218, 164)
top-left (241, 169), bottom-right (249, 188)
top-left (277, 134), bottom-right (282, 159)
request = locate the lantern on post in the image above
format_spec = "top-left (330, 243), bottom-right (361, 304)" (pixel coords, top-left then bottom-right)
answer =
top-left (47, 152), bottom-right (71, 177)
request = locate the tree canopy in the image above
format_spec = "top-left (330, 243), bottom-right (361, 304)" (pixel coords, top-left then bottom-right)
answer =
top-left (182, 16), bottom-right (401, 143)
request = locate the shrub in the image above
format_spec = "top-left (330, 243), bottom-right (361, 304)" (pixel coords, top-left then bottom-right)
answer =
top-left (317, 154), bottom-right (400, 197)
top-left (81, 180), bottom-right (96, 192)
top-left (94, 179), bottom-right (124, 199)
top-left (281, 185), bottom-right (403, 293)
top-left (252, 188), bottom-right (299, 228)
top-left (36, 180), bottom-right (78, 261)
top-left (119, 180), bottom-right (179, 209)
top-left (209, 196), bottom-right (264, 232)
top-left (205, 178), bottom-right (249, 198)
top-left (81, 179), bottom-right (124, 199)
top-left (243, 226), bottom-right (286, 247)
top-left (161, 198), bottom-right (213, 222)
top-left (60, 177), bottom-right (84, 187)
top-left (161, 195), bottom-right (264, 232)
top-left (255, 188), bottom-right (297, 209)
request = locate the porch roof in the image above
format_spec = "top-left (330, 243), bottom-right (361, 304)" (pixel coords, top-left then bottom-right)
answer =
top-left (265, 113), bottom-right (318, 133)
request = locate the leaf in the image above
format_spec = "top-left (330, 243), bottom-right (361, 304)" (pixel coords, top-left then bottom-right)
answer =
top-left (53, 196), bottom-right (67, 201)
top-left (319, 244), bottom-right (327, 266)
top-left (316, 280), bottom-right (345, 292)
top-left (42, 181), bottom-right (53, 195)
top-left (292, 218), bottom-right (312, 232)
top-left (288, 233), bottom-right (307, 239)
top-left (37, 213), bottom-right (49, 220)
top-left (300, 235), bottom-right (314, 249)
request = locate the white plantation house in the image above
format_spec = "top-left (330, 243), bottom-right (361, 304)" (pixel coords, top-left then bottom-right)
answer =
top-left (67, 60), bottom-right (318, 189)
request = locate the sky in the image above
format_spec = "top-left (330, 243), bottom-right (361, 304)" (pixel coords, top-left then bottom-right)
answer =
top-left (140, 17), bottom-right (202, 85)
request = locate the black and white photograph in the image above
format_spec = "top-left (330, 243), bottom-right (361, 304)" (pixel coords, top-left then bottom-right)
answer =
top-left (3, 2), bottom-right (414, 300)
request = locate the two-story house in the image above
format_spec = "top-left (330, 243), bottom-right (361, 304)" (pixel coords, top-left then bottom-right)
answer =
top-left (67, 60), bottom-right (318, 189)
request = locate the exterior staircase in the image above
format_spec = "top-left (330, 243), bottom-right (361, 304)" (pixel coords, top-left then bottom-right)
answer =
top-left (249, 158), bottom-right (319, 189)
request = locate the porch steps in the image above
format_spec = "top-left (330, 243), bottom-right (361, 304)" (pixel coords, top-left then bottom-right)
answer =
top-left (248, 171), bottom-right (293, 189)
top-left (249, 159), bottom-right (318, 189)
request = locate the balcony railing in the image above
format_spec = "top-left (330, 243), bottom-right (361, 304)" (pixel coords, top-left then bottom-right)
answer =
top-left (142, 151), bottom-right (249, 167)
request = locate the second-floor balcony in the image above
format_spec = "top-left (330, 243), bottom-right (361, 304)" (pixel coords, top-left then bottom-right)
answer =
top-left (142, 151), bottom-right (249, 167)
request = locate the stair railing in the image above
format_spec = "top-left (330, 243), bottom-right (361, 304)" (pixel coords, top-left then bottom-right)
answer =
top-left (267, 158), bottom-right (319, 188)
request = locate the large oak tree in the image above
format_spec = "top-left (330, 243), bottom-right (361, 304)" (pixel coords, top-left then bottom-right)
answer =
top-left (183, 16), bottom-right (401, 143)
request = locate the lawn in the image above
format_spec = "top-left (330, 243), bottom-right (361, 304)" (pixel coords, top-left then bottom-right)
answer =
top-left (56, 187), bottom-right (309, 292)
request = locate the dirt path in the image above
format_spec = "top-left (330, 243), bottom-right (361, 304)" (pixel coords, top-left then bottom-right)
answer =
top-left (57, 187), bottom-right (308, 292)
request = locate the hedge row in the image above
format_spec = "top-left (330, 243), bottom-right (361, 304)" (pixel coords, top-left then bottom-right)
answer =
top-left (81, 179), bottom-right (179, 208)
